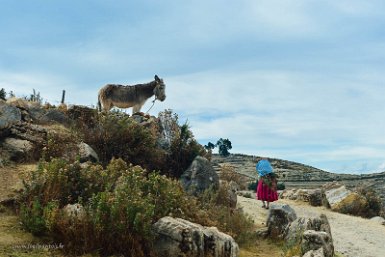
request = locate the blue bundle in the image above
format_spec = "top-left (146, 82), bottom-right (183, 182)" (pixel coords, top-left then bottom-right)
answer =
top-left (256, 159), bottom-right (273, 177)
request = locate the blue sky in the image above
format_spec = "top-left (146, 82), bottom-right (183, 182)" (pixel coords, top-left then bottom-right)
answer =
top-left (1, 0), bottom-right (385, 174)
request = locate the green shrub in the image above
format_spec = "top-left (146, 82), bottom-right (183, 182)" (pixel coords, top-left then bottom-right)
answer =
top-left (19, 198), bottom-right (46, 235)
top-left (165, 121), bottom-right (206, 178)
top-left (277, 182), bottom-right (286, 190)
top-left (78, 112), bottom-right (166, 172)
top-left (0, 88), bottom-right (6, 100)
top-left (197, 186), bottom-right (257, 246)
top-left (19, 158), bottom-right (196, 256)
top-left (248, 180), bottom-right (258, 191)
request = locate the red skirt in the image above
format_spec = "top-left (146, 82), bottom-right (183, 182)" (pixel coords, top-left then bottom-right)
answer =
top-left (256, 179), bottom-right (278, 202)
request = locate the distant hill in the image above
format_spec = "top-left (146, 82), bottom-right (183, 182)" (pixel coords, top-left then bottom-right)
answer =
top-left (211, 153), bottom-right (385, 202)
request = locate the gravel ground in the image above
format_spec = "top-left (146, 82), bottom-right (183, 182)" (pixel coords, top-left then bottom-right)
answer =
top-left (238, 195), bottom-right (385, 257)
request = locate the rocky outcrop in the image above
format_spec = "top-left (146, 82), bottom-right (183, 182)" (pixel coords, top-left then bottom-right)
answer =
top-left (153, 216), bottom-right (239, 257)
top-left (267, 204), bottom-right (297, 238)
top-left (180, 156), bottom-right (220, 195)
top-left (2, 138), bottom-right (34, 162)
top-left (211, 154), bottom-right (385, 208)
top-left (286, 214), bottom-right (333, 257)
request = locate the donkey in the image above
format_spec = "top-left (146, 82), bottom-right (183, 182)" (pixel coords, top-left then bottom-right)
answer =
top-left (98, 75), bottom-right (166, 114)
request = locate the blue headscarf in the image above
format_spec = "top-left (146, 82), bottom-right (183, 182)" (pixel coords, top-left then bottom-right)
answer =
top-left (256, 159), bottom-right (273, 177)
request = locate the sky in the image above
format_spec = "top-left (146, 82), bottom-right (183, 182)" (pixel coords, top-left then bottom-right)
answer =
top-left (1, 0), bottom-right (385, 174)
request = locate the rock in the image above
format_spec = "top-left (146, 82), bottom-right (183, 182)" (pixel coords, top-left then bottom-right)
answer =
top-left (180, 156), bottom-right (220, 195)
top-left (332, 192), bottom-right (368, 216)
top-left (281, 188), bottom-right (313, 202)
top-left (302, 247), bottom-right (325, 257)
top-left (78, 142), bottom-right (99, 163)
top-left (40, 109), bottom-right (70, 124)
top-left (301, 230), bottom-right (334, 257)
top-left (153, 216), bottom-right (239, 257)
top-left (308, 189), bottom-right (324, 207)
top-left (286, 214), bottom-right (332, 247)
top-left (370, 216), bottom-right (385, 226)
top-left (157, 110), bottom-right (178, 150)
top-left (228, 181), bottom-right (239, 208)
top-left (62, 203), bottom-right (85, 223)
top-left (324, 185), bottom-right (352, 209)
top-left (2, 138), bottom-right (34, 162)
top-left (0, 102), bottom-right (21, 130)
top-left (255, 227), bottom-right (269, 238)
top-left (267, 204), bottom-right (297, 238)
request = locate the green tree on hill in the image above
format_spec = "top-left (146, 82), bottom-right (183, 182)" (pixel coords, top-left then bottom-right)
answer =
top-left (205, 138), bottom-right (232, 157)
top-left (0, 88), bottom-right (6, 100)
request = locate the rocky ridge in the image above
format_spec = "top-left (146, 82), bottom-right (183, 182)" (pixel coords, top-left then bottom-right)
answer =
top-left (211, 153), bottom-right (385, 205)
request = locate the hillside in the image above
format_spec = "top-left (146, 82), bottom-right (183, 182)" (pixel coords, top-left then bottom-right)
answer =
top-left (211, 153), bottom-right (385, 204)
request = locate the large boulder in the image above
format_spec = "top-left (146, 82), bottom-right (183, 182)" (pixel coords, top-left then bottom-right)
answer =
top-left (180, 156), bottom-right (220, 195)
top-left (153, 216), bottom-right (239, 257)
top-left (324, 185), bottom-right (353, 209)
top-left (308, 189), bottom-right (324, 207)
top-left (267, 204), bottom-right (297, 238)
top-left (332, 192), bottom-right (368, 216)
top-left (285, 214), bottom-right (333, 257)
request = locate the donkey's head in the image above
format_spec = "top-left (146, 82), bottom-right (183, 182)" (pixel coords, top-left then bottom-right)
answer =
top-left (154, 75), bottom-right (166, 101)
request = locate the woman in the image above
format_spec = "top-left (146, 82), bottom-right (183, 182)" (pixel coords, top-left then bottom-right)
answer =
top-left (256, 159), bottom-right (278, 209)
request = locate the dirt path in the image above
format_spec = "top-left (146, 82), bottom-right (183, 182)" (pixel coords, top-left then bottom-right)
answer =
top-left (238, 195), bottom-right (385, 257)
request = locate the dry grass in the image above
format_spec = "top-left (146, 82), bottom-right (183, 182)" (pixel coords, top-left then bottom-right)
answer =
top-left (240, 239), bottom-right (284, 257)
top-left (0, 210), bottom-right (65, 257)
top-left (0, 164), bottom-right (36, 202)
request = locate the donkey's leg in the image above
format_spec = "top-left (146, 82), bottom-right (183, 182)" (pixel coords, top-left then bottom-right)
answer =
top-left (132, 102), bottom-right (145, 115)
top-left (102, 100), bottom-right (113, 112)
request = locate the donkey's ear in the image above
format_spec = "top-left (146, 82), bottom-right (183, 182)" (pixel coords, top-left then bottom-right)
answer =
top-left (154, 75), bottom-right (160, 81)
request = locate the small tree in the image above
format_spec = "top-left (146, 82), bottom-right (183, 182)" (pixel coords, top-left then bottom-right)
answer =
top-left (216, 138), bottom-right (232, 157)
top-left (0, 88), bottom-right (6, 100)
top-left (205, 138), bottom-right (232, 157)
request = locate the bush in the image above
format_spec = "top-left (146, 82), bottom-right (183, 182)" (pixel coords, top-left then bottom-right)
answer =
top-left (356, 186), bottom-right (384, 218)
top-left (19, 158), bottom-right (200, 256)
top-left (277, 182), bottom-right (286, 190)
top-left (248, 180), bottom-right (258, 191)
top-left (197, 186), bottom-right (257, 246)
top-left (79, 112), bottom-right (166, 172)
top-left (0, 88), bottom-right (6, 100)
top-left (165, 121), bottom-right (207, 178)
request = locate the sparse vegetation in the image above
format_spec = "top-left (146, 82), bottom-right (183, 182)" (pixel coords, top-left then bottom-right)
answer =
top-left (18, 157), bottom-right (257, 255)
